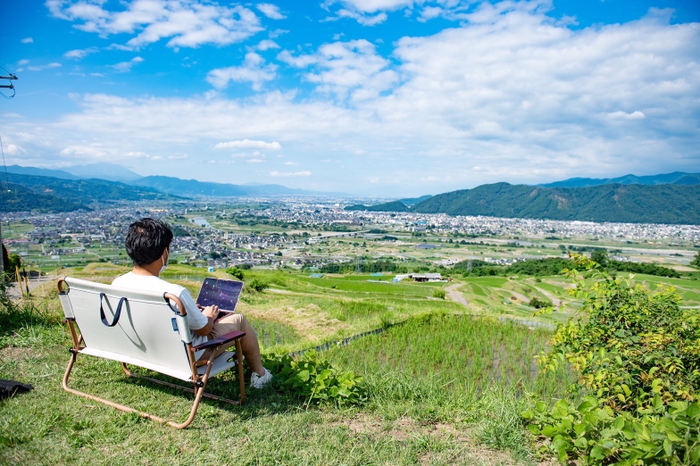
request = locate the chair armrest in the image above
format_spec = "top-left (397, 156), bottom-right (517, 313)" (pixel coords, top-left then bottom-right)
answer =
top-left (192, 331), bottom-right (246, 351)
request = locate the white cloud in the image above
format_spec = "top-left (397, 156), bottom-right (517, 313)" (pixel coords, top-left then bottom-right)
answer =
top-left (257, 39), bottom-right (280, 51)
top-left (283, 161), bottom-right (298, 165)
top-left (4, 144), bottom-right (27, 155)
top-left (216, 139), bottom-right (282, 150)
top-left (257, 3), bottom-right (285, 20)
top-left (17, 59), bottom-right (29, 66)
top-left (168, 153), bottom-right (188, 159)
top-left (325, 0), bottom-right (417, 13)
top-left (207, 52), bottom-right (277, 90)
top-left (607, 111), bottom-right (646, 120)
top-left (64, 46), bottom-right (99, 59)
top-left (125, 151), bottom-right (151, 158)
top-left (279, 39), bottom-right (398, 101)
top-left (270, 170), bottom-right (312, 177)
top-left (111, 56), bottom-right (144, 72)
top-left (21, 37), bottom-right (33, 44)
top-left (48, 0), bottom-right (263, 49)
top-left (333, 9), bottom-right (388, 26)
top-left (26, 62), bottom-right (62, 71)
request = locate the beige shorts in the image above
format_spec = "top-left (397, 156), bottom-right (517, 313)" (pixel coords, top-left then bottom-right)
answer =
top-left (209, 312), bottom-right (246, 339)
top-left (198, 312), bottom-right (246, 363)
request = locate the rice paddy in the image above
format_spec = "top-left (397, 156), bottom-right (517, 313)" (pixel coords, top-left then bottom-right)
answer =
top-left (325, 313), bottom-right (574, 401)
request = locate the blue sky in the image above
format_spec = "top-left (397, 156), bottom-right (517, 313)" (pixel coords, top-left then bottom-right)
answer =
top-left (1, 0), bottom-right (699, 197)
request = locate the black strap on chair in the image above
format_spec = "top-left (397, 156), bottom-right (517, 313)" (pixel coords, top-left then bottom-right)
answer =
top-left (99, 293), bottom-right (127, 327)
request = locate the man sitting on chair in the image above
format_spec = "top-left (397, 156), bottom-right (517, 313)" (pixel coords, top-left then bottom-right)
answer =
top-left (112, 218), bottom-right (272, 389)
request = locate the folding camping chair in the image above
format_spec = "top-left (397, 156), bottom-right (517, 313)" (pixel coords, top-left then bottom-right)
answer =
top-left (58, 277), bottom-right (246, 429)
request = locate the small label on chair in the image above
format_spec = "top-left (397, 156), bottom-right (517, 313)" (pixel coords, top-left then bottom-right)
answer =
top-left (171, 318), bottom-right (178, 332)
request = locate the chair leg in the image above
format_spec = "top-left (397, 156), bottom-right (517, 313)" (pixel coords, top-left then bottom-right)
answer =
top-left (63, 352), bottom-right (226, 429)
top-left (63, 351), bottom-right (175, 426)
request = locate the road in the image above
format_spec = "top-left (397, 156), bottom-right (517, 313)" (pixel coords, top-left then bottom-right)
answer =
top-left (5, 276), bottom-right (57, 299)
top-left (445, 283), bottom-right (470, 307)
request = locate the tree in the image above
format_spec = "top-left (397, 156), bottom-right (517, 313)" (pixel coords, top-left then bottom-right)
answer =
top-left (2, 245), bottom-right (21, 278)
top-left (692, 250), bottom-right (700, 268)
top-left (590, 248), bottom-right (609, 268)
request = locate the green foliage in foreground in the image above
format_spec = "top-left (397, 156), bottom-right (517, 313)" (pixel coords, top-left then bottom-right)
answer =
top-left (525, 256), bottom-right (700, 464)
top-left (523, 397), bottom-right (700, 465)
top-left (263, 350), bottom-right (366, 406)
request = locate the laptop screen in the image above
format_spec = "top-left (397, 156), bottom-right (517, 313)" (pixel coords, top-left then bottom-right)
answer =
top-left (196, 278), bottom-right (244, 312)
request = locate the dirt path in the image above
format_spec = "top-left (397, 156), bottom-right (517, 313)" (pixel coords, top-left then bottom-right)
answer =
top-left (533, 286), bottom-right (562, 308)
top-left (446, 283), bottom-right (470, 307)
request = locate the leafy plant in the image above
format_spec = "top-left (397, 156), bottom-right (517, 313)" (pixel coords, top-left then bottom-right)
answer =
top-left (263, 350), bottom-right (366, 406)
top-left (432, 289), bottom-right (446, 299)
top-left (528, 296), bottom-right (551, 309)
top-left (523, 396), bottom-right (700, 464)
top-left (248, 278), bottom-right (269, 292)
top-left (226, 267), bottom-right (245, 280)
top-left (524, 255), bottom-right (700, 464)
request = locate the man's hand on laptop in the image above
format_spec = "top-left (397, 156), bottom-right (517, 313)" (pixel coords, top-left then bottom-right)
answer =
top-left (199, 304), bottom-right (220, 320)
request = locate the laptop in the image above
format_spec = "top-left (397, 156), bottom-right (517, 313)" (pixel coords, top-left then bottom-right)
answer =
top-left (195, 278), bottom-right (244, 320)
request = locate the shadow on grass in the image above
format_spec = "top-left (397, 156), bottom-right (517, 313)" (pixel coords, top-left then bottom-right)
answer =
top-left (63, 356), bottom-right (322, 428)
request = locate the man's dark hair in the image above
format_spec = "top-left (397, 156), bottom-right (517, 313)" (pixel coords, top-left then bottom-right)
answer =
top-left (125, 218), bottom-right (173, 266)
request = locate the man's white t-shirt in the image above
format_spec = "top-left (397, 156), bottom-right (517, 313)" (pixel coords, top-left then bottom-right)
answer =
top-left (112, 272), bottom-right (209, 351)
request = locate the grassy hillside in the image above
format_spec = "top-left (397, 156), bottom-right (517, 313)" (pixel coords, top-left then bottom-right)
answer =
top-left (2, 264), bottom-right (698, 464)
top-left (412, 182), bottom-right (700, 224)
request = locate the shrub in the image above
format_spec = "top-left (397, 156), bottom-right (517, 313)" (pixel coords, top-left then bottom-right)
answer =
top-left (528, 296), bottom-right (551, 309)
top-left (263, 350), bottom-right (366, 406)
top-left (226, 267), bottom-right (245, 280)
top-left (248, 278), bottom-right (269, 292)
top-left (524, 255), bottom-right (700, 464)
top-left (433, 289), bottom-right (446, 299)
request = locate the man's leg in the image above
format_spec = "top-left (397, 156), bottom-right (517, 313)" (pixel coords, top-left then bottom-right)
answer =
top-left (206, 313), bottom-right (266, 376)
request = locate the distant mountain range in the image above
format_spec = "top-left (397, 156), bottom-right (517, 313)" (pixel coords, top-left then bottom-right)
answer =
top-left (0, 164), bottom-right (340, 212)
top-left (131, 175), bottom-right (329, 197)
top-left (1, 172), bottom-right (177, 212)
top-left (3, 165), bottom-right (700, 224)
top-left (347, 182), bottom-right (700, 225)
top-left (540, 171), bottom-right (700, 188)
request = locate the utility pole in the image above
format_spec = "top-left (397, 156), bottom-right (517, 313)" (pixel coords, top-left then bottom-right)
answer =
top-left (0, 70), bottom-right (17, 279)
top-left (0, 221), bottom-right (4, 282)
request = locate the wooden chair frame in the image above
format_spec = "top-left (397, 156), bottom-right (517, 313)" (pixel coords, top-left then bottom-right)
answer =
top-left (58, 278), bottom-right (246, 429)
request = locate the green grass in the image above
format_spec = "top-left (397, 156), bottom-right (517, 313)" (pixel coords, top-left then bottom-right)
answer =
top-left (4, 264), bottom-right (698, 464)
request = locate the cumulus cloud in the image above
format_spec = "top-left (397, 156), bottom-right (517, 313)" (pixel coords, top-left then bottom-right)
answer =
top-left (4, 144), bottom-right (27, 155)
top-left (207, 52), bottom-right (277, 90)
top-left (216, 139), bottom-right (282, 150)
top-left (284, 161), bottom-right (298, 165)
top-left (47, 0), bottom-right (263, 49)
top-left (257, 3), bottom-right (285, 20)
top-left (270, 170), bottom-right (312, 177)
top-left (257, 39), bottom-right (280, 51)
top-left (21, 37), bottom-right (33, 44)
top-left (111, 56), bottom-right (144, 72)
top-left (607, 111), bottom-right (646, 120)
top-left (64, 46), bottom-right (99, 59)
top-left (26, 62), bottom-right (62, 71)
top-left (278, 39), bottom-right (398, 101)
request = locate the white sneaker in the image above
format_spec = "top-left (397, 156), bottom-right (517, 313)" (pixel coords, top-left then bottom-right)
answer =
top-left (250, 367), bottom-right (272, 389)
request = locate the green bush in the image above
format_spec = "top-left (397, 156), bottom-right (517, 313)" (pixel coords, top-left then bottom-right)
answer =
top-left (248, 278), bottom-right (269, 292)
top-left (226, 267), bottom-right (245, 280)
top-left (524, 255), bottom-right (700, 464)
top-left (528, 296), bottom-right (551, 309)
top-left (432, 289), bottom-right (446, 299)
top-left (263, 350), bottom-right (366, 406)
